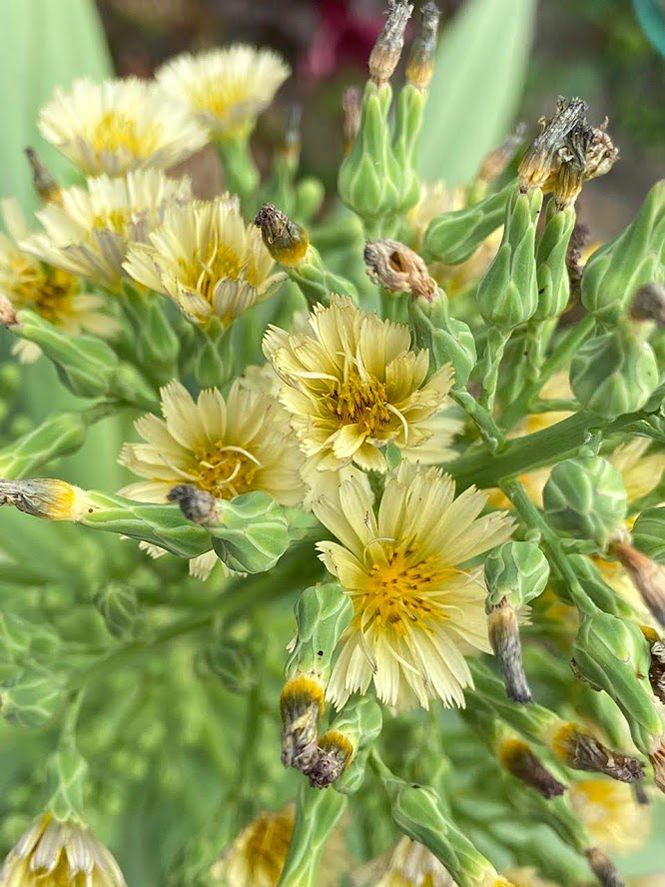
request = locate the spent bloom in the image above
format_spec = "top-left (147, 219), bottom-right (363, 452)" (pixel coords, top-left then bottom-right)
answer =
top-left (156, 45), bottom-right (290, 140)
top-left (38, 77), bottom-right (209, 177)
top-left (263, 296), bottom-right (455, 472)
top-left (0, 198), bottom-right (118, 361)
top-left (123, 197), bottom-right (284, 326)
top-left (568, 778), bottom-right (650, 853)
top-left (210, 807), bottom-right (293, 887)
top-left (313, 463), bottom-right (514, 709)
top-left (0, 812), bottom-right (126, 887)
top-left (21, 170), bottom-right (192, 289)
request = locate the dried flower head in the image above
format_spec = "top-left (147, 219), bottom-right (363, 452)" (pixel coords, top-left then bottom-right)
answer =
top-left (38, 77), bottom-right (209, 176)
top-left (369, 1), bottom-right (414, 86)
top-left (342, 86), bottom-right (362, 155)
top-left (263, 296), bottom-right (455, 472)
top-left (313, 463), bottom-right (513, 709)
top-left (0, 478), bottom-right (92, 522)
top-left (406, 2), bottom-right (440, 92)
top-left (487, 598), bottom-right (532, 704)
top-left (0, 198), bottom-right (118, 362)
top-left (254, 203), bottom-right (310, 267)
top-left (519, 97), bottom-right (588, 191)
top-left (363, 238), bottom-right (436, 300)
top-left (20, 170), bottom-right (192, 289)
top-left (124, 197), bottom-right (284, 326)
top-left (156, 45), bottom-right (290, 140)
top-left (498, 738), bottom-right (567, 799)
top-left (610, 540), bottom-right (665, 628)
top-left (0, 812), bottom-right (126, 887)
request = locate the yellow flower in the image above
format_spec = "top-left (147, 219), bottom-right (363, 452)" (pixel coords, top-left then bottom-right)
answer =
top-left (21, 170), bottom-right (192, 289)
top-left (503, 868), bottom-right (559, 887)
top-left (211, 807), bottom-right (293, 887)
top-left (0, 812), bottom-right (126, 887)
top-left (568, 778), bottom-right (650, 853)
top-left (375, 837), bottom-right (455, 887)
top-left (119, 376), bottom-right (305, 507)
top-left (313, 463), bottom-right (514, 709)
top-left (0, 198), bottom-right (118, 361)
top-left (39, 77), bottom-right (209, 177)
top-left (156, 45), bottom-right (290, 140)
top-left (123, 197), bottom-right (284, 326)
top-left (263, 296), bottom-right (455, 473)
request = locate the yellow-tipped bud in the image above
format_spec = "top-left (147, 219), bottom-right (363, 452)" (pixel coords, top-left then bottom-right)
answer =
top-left (307, 730), bottom-right (355, 789)
top-left (0, 478), bottom-right (92, 522)
top-left (487, 598), bottom-right (532, 705)
top-left (279, 674), bottom-right (325, 773)
top-left (254, 203), bottom-right (310, 266)
top-left (548, 721), bottom-right (645, 783)
top-left (405, 2), bottom-right (440, 92)
top-left (24, 147), bottom-right (62, 205)
top-left (498, 738), bottom-right (567, 799)
top-left (369, 1), bottom-right (413, 86)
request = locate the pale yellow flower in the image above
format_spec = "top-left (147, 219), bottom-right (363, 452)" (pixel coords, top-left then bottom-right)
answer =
top-left (39, 77), bottom-right (208, 177)
top-left (0, 198), bottom-right (118, 361)
top-left (569, 778), bottom-right (650, 853)
top-left (0, 812), bottom-right (126, 887)
top-left (503, 868), bottom-right (559, 887)
top-left (156, 45), bottom-right (290, 140)
top-left (123, 197), bottom-right (283, 325)
top-left (210, 807), bottom-right (293, 887)
top-left (21, 170), bottom-right (192, 289)
top-left (373, 837), bottom-right (455, 887)
top-left (313, 462), bottom-right (514, 710)
top-left (263, 296), bottom-right (455, 473)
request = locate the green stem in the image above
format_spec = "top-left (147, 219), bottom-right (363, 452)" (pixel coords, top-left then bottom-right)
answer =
top-left (524, 318), bottom-right (555, 386)
top-left (500, 315), bottom-right (595, 430)
top-left (278, 783), bottom-right (347, 887)
top-left (500, 478), bottom-right (598, 616)
top-left (217, 135), bottom-right (260, 212)
top-left (479, 327), bottom-right (510, 412)
top-left (451, 389), bottom-right (505, 452)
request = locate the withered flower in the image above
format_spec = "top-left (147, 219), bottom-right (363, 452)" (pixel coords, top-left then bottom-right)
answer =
top-left (363, 238), bottom-right (436, 300)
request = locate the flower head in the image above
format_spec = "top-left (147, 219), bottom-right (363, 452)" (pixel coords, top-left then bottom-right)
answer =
top-left (123, 198), bottom-right (283, 326)
top-left (0, 812), bottom-right (126, 887)
top-left (313, 463), bottom-right (514, 709)
top-left (20, 170), bottom-right (192, 288)
top-left (263, 296), bottom-right (455, 473)
top-left (156, 46), bottom-right (290, 140)
top-left (0, 199), bottom-right (117, 361)
top-left (569, 778), bottom-right (650, 852)
top-left (39, 77), bottom-right (209, 177)
top-left (119, 375), bottom-right (305, 507)
top-left (211, 807), bottom-right (293, 887)
top-left (375, 836), bottom-right (455, 887)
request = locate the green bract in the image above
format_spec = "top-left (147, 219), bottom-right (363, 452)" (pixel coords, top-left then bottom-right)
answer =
top-left (484, 541), bottom-right (550, 610)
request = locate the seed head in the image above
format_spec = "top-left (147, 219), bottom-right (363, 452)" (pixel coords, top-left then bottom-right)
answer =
top-left (369, 1), bottom-right (414, 87)
top-left (487, 598), bottom-right (532, 704)
top-left (254, 203), bottom-right (310, 266)
top-left (363, 238), bottom-right (436, 300)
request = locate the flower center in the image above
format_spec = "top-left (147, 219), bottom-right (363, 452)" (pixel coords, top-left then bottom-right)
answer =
top-left (244, 811), bottom-right (293, 881)
top-left (33, 270), bottom-right (77, 323)
top-left (91, 208), bottom-right (132, 236)
top-left (92, 111), bottom-right (158, 157)
top-left (191, 443), bottom-right (260, 499)
top-left (356, 546), bottom-right (450, 635)
top-left (325, 372), bottom-right (392, 436)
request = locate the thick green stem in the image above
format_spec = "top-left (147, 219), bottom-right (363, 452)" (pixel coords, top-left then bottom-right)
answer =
top-left (451, 389), bottom-right (504, 452)
top-left (479, 327), bottom-right (511, 412)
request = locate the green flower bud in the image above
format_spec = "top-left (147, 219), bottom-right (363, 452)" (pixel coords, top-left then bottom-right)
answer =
top-left (307, 696), bottom-right (382, 790)
top-left (14, 309), bottom-right (118, 398)
top-left (338, 81), bottom-right (401, 230)
top-left (208, 492), bottom-right (291, 574)
top-left (569, 323), bottom-right (659, 418)
top-left (573, 613), bottom-right (665, 771)
top-left (422, 182), bottom-right (514, 266)
top-left (294, 177), bottom-right (325, 223)
top-left (46, 743), bottom-right (88, 820)
top-left (534, 201), bottom-right (576, 320)
top-left (198, 637), bottom-right (256, 695)
top-left (477, 188), bottom-right (543, 329)
top-left (542, 457), bottom-right (627, 547)
top-left (0, 664), bottom-right (65, 728)
top-left (632, 506), bottom-right (665, 564)
top-left (409, 293), bottom-right (476, 386)
top-left (565, 554), bottom-right (633, 617)
top-left (122, 288), bottom-right (179, 385)
top-left (392, 84), bottom-right (426, 214)
top-left (95, 583), bottom-right (145, 641)
top-left (485, 541), bottom-right (550, 611)
top-left (0, 412), bottom-right (89, 479)
top-left (582, 180), bottom-right (665, 322)
top-left (109, 362), bottom-right (159, 410)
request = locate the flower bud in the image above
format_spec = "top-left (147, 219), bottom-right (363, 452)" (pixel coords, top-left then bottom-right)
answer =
top-left (405, 2), bottom-right (439, 91)
top-left (0, 664), bottom-right (65, 728)
top-left (363, 238), bottom-right (435, 299)
top-left (629, 282), bottom-right (665, 326)
top-left (547, 721), bottom-right (644, 783)
top-left (477, 188), bottom-right (543, 329)
top-left (307, 696), bottom-right (382, 789)
top-left (582, 180), bottom-right (665, 322)
top-left (0, 412), bottom-right (89, 479)
top-left (486, 600), bottom-right (532, 705)
top-left (519, 97), bottom-right (588, 192)
top-left (478, 123), bottom-right (527, 184)
top-left (534, 201), bottom-right (576, 320)
top-left (0, 478), bottom-right (93, 522)
top-left (281, 584), bottom-right (353, 773)
top-left (95, 583), bottom-right (145, 641)
top-left (485, 542), bottom-right (550, 611)
top-left (569, 323), bottom-right (659, 419)
top-left (610, 540), bottom-right (665, 627)
top-left (254, 203), bottom-right (309, 267)
top-left (369, 1), bottom-right (413, 86)
top-left (198, 637), bottom-right (256, 695)
top-left (543, 457), bottom-right (627, 547)
top-left (294, 176), bottom-right (325, 223)
top-left (206, 492), bottom-right (291, 574)
top-left (342, 86), bottom-right (362, 154)
top-left (585, 847), bottom-right (627, 887)
top-left (24, 147), bottom-right (61, 205)
top-left (631, 506), bottom-right (665, 564)
top-left (498, 738), bottom-right (567, 799)
top-left (422, 181), bottom-right (513, 265)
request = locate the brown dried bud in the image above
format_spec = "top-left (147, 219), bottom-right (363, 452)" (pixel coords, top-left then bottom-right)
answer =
top-left (254, 203), bottom-right (310, 266)
top-left (646, 634), bottom-right (665, 703)
top-left (488, 598), bottom-right (532, 704)
top-left (499, 738), bottom-right (567, 799)
top-left (583, 119), bottom-right (619, 181)
top-left (405, 1), bottom-right (440, 92)
top-left (276, 105), bottom-right (302, 169)
top-left (168, 484), bottom-right (219, 525)
top-left (369, 1), bottom-right (414, 87)
top-left (280, 674), bottom-right (324, 772)
top-left (610, 540), bottom-right (665, 628)
top-left (342, 87), bottom-right (362, 155)
top-left (478, 122), bottom-right (527, 183)
top-left (0, 478), bottom-right (91, 521)
top-left (566, 220), bottom-right (590, 305)
top-left (551, 158), bottom-right (585, 210)
top-left (24, 147), bottom-right (62, 205)
top-left (0, 294), bottom-right (18, 327)
top-left (519, 97), bottom-right (588, 191)
top-left (307, 730), bottom-right (354, 789)
top-left (585, 847), bottom-right (627, 887)
top-left (629, 282), bottom-right (665, 327)
top-left (549, 722), bottom-right (645, 783)
top-left (363, 238), bottom-right (436, 300)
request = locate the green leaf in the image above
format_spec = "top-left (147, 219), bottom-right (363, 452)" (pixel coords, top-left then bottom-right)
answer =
top-left (418, 0), bottom-right (536, 185)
